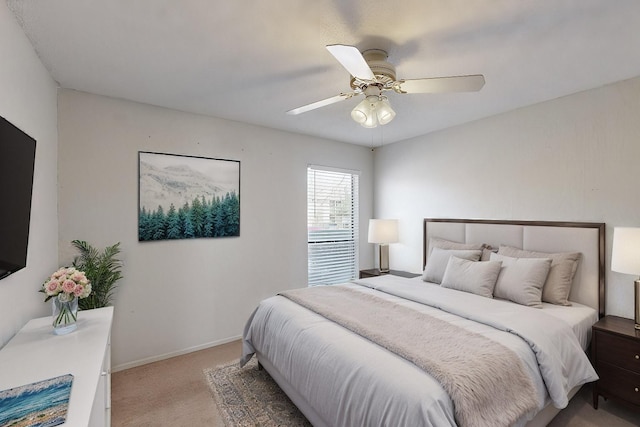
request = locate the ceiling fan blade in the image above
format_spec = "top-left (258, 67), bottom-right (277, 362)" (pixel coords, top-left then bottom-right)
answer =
top-left (286, 93), bottom-right (355, 115)
top-left (326, 45), bottom-right (375, 81)
top-left (396, 75), bottom-right (485, 94)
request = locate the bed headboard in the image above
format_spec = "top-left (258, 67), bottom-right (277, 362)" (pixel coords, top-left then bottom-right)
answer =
top-left (423, 218), bottom-right (606, 317)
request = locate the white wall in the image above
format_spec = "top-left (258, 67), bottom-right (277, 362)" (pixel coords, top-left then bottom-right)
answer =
top-left (374, 75), bottom-right (640, 319)
top-left (0, 3), bottom-right (59, 348)
top-left (57, 90), bottom-right (374, 370)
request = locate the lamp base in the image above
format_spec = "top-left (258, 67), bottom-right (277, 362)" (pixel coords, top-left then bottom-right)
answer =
top-left (379, 244), bottom-right (390, 273)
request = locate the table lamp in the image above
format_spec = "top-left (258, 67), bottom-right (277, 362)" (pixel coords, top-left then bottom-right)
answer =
top-left (611, 227), bottom-right (640, 329)
top-left (368, 219), bottom-right (399, 273)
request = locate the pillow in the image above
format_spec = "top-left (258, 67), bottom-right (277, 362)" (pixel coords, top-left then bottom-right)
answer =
top-left (422, 247), bottom-right (482, 284)
top-left (497, 245), bottom-right (582, 306)
top-left (441, 257), bottom-right (502, 298)
top-left (490, 253), bottom-right (552, 308)
top-left (480, 246), bottom-right (498, 261)
top-left (429, 237), bottom-right (484, 253)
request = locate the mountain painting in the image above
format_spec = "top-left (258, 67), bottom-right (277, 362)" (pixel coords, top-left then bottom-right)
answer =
top-left (138, 151), bottom-right (240, 241)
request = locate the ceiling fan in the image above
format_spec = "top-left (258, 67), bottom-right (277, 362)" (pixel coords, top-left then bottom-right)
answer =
top-left (287, 45), bottom-right (485, 128)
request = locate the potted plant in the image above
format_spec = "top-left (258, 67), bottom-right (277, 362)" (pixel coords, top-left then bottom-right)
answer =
top-left (71, 240), bottom-right (123, 310)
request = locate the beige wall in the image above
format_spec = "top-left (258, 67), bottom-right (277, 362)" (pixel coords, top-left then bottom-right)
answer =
top-left (0, 3), bottom-right (59, 348)
top-left (57, 90), bottom-right (374, 370)
top-left (374, 75), bottom-right (640, 319)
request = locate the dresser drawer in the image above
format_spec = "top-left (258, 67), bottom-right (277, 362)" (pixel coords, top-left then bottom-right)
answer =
top-left (596, 331), bottom-right (640, 373)
top-left (597, 361), bottom-right (640, 405)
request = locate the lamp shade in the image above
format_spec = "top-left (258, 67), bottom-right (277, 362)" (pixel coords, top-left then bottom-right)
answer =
top-left (611, 227), bottom-right (640, 275)
top-left (375, 97), bottom-right (396, 125)
top-left (368, 219), bottom-right (399, 244)
top-left (350, 95), bottom-right (396, 128)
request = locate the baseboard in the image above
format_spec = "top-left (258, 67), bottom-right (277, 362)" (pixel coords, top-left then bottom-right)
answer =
top-left (111, 335), bottom-right (242, 372)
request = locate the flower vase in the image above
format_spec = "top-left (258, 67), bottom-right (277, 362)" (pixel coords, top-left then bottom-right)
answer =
top-left (52, 294), bottom-right (78, 335)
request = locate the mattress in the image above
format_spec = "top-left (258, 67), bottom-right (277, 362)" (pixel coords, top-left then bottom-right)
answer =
top-left (242, 275), bottom-right (599, 427)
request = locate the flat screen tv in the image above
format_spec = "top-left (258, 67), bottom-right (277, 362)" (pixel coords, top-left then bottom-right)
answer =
top-left (0, 116), bottom-right (36, 280)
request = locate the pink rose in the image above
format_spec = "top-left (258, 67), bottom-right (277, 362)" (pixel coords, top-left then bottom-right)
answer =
top-left (62, 279), bottom-right (76, 293)
top-left (46, 280), bottom-right (60, 294)
top-left (73, 284), bottom-right (84, 297)
top-left (52, 268), bottom-right (67, 279)
top-left (71, 272), bottom-right (85, 282)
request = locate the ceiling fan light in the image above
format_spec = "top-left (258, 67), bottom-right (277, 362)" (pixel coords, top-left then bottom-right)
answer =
top-left (376, 98), bottom-right (396, 125)
top-left (351, 98), bottom-right (371, 124)
top-left (361, 111), bottom-right (378, 128)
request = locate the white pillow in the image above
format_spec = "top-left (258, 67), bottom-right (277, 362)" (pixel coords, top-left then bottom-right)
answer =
top-left (429, 237), bottom-right (484, 253)
top-left (422, 247), bottom-right (482, 284)
top-left (441, 257), bottom-right (502, 298)
top-left (490, 253), bottom-right (552, 308)
top-left (498, 245), bottom-right (582, 306)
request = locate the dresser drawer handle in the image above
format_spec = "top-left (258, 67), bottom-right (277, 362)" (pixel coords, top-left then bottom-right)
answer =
top-left (636, 387), bottom-right (639, 393)
top-left (636, 354), bottom-right (639, 360)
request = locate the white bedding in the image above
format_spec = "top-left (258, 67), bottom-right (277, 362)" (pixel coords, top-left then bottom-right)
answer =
top-left (242, 276), bottom-right (598, 427)
top-left (396, 276), bottom-right (598, 351)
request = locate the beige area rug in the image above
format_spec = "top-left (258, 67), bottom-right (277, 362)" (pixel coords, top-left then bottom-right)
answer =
top-left (204, 358), bottom-right (312, 426)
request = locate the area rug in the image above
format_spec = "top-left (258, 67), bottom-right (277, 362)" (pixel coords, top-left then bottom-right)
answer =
top-left (204, 358), bottom-right (312, 426)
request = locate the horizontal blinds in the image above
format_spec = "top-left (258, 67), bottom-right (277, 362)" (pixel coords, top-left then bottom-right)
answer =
top-left (307, 167), bottom-right (359, 286)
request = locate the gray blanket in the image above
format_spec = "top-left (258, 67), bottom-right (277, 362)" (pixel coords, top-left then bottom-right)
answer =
top-left (280, 285), bottom-right (538, 427)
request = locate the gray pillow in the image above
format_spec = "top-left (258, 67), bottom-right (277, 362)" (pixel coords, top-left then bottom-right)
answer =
top-left (422, 247), bottom-right (482, 284)
top-left (490, 253), bottom-right (552, 308)
top-left (497, 245), bottom-right (582, 306)
top-left (441, 256), bottom-right (502, 298)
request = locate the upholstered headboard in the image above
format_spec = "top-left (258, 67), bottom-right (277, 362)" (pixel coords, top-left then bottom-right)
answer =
top-left (423, 219), bottom-right (605, 317)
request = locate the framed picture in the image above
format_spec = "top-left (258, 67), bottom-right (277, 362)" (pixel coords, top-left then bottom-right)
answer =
top-left (138, 151), bottom-right (240, 241)
top-left (0, 374), bottom-right (73, 427)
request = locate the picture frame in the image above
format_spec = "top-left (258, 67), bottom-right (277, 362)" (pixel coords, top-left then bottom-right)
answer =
top-left (0, 374), bottom-right (73, 427)
top-left (138, 151), bottom-right (240, 241)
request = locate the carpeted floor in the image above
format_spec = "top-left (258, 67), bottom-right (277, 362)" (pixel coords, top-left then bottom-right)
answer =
top-left (204, 358), bottom-right (311, 426)
top-left (112, 340), bottom-right (640, 426)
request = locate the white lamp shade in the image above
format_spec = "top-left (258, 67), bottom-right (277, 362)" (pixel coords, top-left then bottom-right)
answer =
top-left (350, 96), bottom-right (395, 128)
top-left (611, 227), bottom-right (640, 275)
top-left (375, 98), bottom-right (396, 125)
top-left (350, 98), bottom-right (370, 124)
top-left (368, 219), bottom-right (399, 244)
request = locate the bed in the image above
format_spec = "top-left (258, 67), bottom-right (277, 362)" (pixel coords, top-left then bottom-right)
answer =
top-left (241, 219), bottom-right (606, 427)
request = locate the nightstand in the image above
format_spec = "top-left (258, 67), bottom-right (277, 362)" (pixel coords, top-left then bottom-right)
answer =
top-left (359, 269), bottom-right (420, 279)
top-left (592, 315), bottom-right (640, 411)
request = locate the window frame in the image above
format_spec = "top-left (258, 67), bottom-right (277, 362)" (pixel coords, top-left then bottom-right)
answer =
top-left (307, 165), bottom-right (360, 286)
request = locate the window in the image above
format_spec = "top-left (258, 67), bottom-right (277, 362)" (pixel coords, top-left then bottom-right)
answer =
top-left (307, 166), bottom-right (359, 286)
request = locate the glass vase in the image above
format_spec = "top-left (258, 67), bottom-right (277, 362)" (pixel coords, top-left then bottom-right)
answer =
top-left (52, 294), bottom-right (78, 335)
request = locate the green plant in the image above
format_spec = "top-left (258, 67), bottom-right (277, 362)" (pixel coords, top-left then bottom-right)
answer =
top-left (71, 240), bottom-right (123, 310)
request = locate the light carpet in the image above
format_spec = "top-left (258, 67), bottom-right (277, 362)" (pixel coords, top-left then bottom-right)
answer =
top-left (204, 358), bottom-right (312, 426)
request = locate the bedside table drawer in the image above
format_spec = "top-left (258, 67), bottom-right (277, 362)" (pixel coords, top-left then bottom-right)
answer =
top-left (596, 331), bottom-right (640, 373)
top-left (597, 361), bottom-right (640, 405)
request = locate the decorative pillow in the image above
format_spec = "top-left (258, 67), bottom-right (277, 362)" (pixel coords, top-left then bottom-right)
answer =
top-left (497, 245), bottom-right (582, 306)
top-left (422, 248), bottom-right (482, 284)
top-left (441, 257), bottom-right (502, 298)
top-left (480, 246), bottom-right (498, 261)
top-left (429, 237), bottom-right (484, 253)
top-left (490, 253), bottom-right (552, 308)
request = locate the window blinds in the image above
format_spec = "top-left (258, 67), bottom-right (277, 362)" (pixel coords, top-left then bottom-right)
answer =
top-left (307, 166), bottom-right (359, 286)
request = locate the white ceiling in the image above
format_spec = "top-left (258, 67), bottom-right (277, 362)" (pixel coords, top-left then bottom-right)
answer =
top-left (7, 0), bottom-right (640, 146)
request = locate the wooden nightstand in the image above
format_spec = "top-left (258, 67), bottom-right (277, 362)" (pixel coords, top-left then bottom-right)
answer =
top-left (359, 269), bottom-right (421, 279)
top-left (592, 315), bottom-right (640, 411)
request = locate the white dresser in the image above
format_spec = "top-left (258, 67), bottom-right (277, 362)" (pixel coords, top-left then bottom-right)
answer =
top-left (0, 306), bottom-right (114, 427)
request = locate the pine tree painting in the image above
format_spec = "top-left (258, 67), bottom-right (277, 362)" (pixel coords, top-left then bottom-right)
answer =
top-left (138, 152), bottom-right (240, 241)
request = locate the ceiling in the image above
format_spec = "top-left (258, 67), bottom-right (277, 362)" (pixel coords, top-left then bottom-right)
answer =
top-left (7, 0), bottom-right (640, 147)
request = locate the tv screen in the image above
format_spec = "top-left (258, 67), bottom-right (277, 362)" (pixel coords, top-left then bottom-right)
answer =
top-left (0, 116), bottom-right (36, 280)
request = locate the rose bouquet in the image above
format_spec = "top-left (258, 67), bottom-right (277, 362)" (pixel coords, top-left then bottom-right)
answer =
top-left (41, 267), bottom-right (92, 329)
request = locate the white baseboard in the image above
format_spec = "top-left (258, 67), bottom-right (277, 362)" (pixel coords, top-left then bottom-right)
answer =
top-left (111, 335), bottom-right (242, 372)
